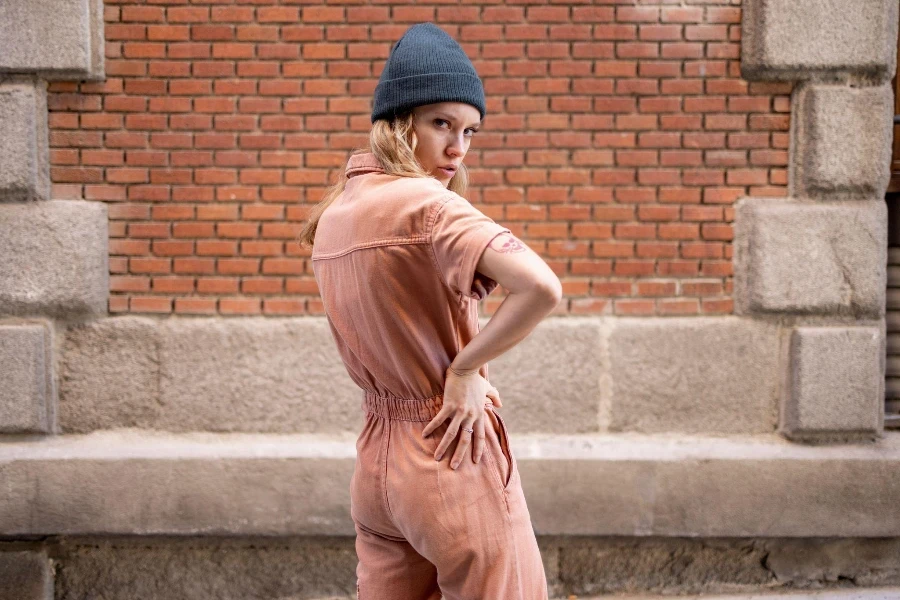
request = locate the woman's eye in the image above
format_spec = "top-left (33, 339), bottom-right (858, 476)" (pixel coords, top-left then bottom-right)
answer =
top-left (435, 119), bottom-right (477, 137)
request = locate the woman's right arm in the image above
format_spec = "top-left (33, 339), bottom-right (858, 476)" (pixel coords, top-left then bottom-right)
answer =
top-left (448, 232), bottom-right (563, 374)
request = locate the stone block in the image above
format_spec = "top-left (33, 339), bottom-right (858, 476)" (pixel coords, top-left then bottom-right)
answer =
top-left (765, 539), bottom-right (900, 590)
top-left (61, 317), bottom-right (364, 433)
top-left (52, 539), bottom-right (357, 600)
top-left (158, 318), bottom-right (363, 433)
top-left (734, 199), bottom-right (887, 318)
top-left (486, 317), bottom-right (604, 433)
top-left (60, 317), bottom-right (161, 432)
top-left (0, 322), bottom-right (54, 433)
top-left (0, 0), bottom-right (104, 81)
top-left (793, 83), bottom-right (893, 200)
top-left (0, 200), bottom-right (108, 319)
top-left (742, 0), bottom-right (899, 81)
top-left (0, 550), bottom-right (52, 600)
top-left (0, 79), bottom-right (49, 202)
top-left (783, 327), bottom-right (884, 439)
top-left (607, 317), bottom-right (780, 433)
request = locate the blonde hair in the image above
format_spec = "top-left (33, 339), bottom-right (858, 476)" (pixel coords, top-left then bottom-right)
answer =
top-left (296, 111), bottom-right (470, 248)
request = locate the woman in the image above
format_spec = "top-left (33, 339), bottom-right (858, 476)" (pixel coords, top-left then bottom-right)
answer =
top-left (298, 23), bottom-right (562, 600)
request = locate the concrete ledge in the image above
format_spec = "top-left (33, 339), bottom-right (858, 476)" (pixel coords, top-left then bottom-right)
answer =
top-left (2, 431), bottom-right (899, 538)
top-left (0, 200), bottom-right (108, 319)
top-left (741, 0), bottom-right (899, 81)
top-left (0, 0), bottom-right (104, 81)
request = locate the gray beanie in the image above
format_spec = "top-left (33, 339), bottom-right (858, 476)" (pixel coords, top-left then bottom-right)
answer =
top-left (371, 23), bottom-right (486, 124)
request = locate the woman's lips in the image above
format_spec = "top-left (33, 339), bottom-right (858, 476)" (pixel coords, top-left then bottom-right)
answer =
top-left (439, 167), bottom-right (456, 178)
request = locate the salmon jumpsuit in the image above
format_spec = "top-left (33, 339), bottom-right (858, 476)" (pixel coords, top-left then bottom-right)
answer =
top-left (311, 152), bottom-right (549, 599)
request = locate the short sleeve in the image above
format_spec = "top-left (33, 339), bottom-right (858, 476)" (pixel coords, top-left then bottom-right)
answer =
top-left (430, 194), bottom-right (511, 300)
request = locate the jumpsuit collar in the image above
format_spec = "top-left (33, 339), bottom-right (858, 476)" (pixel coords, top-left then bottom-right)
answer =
top-left (345, 152), bottom-right (386, 179)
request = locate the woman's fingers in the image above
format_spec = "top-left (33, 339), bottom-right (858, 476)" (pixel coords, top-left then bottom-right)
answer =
top-left (472, 413), bottom-right (486, 464)
top-left (422, 406), bottom-right (450, 439)
top-left (449, 412), bottom-right (479, 469)
top-left (485, 384), bottom-right (502, 408)
top-left (433, 412), bottom-right (463, 462)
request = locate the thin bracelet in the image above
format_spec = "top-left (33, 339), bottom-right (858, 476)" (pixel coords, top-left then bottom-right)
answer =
top-left (447, 364), bottom-right (479, 377)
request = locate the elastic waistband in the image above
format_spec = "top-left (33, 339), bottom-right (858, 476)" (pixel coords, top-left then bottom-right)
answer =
top-left (362, 390), bottom-right (495, 421)
top-left (362, 390), bottom-right (444, 421)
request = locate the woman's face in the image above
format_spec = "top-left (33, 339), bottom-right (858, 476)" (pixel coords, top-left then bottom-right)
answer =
top-left (411, 102), bottom-right (482, 187)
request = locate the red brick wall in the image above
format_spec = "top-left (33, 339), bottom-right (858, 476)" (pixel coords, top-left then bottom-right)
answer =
top-left (47, 1), bottom-right (791, 317)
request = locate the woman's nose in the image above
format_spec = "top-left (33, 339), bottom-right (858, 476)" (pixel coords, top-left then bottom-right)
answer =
top-left (447, 137), bottom-right (464, 157)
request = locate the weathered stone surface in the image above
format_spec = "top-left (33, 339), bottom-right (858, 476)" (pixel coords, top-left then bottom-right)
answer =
top-left (34, 536), bottom-right (900, 599)
top-left (0, 550), bottom-right (52, 600)
top-left (741, 0), bottom-right (899, 81)
top-left (0, 200), bottom-right (108, 319)
top-left (0, 0), bottom-right (104, 80)
top-left (59, 316), bottom-right (786, 435)
top-left (2, 431), bottom-right (900, 538)
top-left (0, 322), bottom-right (54, 433)
top-left (62, 316), bottom-right (605, 434)
top-left (793, 84), bottom-right (893, 200)
top-left (52, 538), bottom-right (358, 600)
top-left (559, 538), bottom-right (773, 596)
top-left (62, 317), bottom-right (366, 433)
top-left (783, 327), bottom-right (884, 439)
top-left (734, 199), bottom-right (887, 318)
top-left (158, 318), bottom-right (364, 433)
top-left (765, 539), bottom-right (900, 589)
top-left (60, 317), bottom-right (161, 432)
top-left (0, 79), bottom-right (48, 202)
top-left (486, 317), bottom-right (604, 433)
top-left (607, 317), bottom-right (780, 433)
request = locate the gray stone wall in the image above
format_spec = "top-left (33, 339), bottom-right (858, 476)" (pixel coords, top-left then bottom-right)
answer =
top-left (738, 0), bottom-right (898, 442)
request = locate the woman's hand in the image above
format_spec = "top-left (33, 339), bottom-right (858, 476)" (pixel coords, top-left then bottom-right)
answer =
top-left (422, 367), bottom-right (501, 469)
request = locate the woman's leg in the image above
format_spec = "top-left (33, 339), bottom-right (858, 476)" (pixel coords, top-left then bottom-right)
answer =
top-left (352, 411), bottom-right (442, 599)
top-left (354, 522), bottom-right (441, 600)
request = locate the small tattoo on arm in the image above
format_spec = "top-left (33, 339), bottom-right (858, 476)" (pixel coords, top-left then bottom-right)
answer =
top-left (489, 234), bottom-right (526, 254)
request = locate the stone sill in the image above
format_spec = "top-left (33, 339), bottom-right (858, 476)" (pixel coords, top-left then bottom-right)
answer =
top-left (1, 431), bottom-right (899, 538)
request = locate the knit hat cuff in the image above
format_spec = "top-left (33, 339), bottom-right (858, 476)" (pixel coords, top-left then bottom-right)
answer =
top-left (371, 71), bottom-right (486, 123)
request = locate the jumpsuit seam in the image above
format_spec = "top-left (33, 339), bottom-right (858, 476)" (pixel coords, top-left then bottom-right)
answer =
top-left (312, 235), bottom-right (429, 261)
top-left (381, 418), bottom-right (396, 524)
top-left (356, 519), bottom-right (407, 543)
